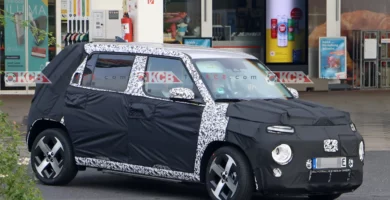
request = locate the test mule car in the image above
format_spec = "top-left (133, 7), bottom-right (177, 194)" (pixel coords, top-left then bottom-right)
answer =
top-left (26, 42), bottom-right (364, 200)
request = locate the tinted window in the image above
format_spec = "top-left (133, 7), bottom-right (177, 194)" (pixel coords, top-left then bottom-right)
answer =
top-left (193, 58), bottom-right (293, 100)
top-left (143, 57), bottom-right (197, 99)
top-left (81, 54), bottom-right (134, 92)
top-left (81, 54), bottom-right (98, 86)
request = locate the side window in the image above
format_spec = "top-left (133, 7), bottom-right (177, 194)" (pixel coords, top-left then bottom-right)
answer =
top-left (81, 54), bottom-right (98, 86)
top-left (81, 54), bottom-right (135, 92)
top-left (143, 57), bottom-right (199, 99)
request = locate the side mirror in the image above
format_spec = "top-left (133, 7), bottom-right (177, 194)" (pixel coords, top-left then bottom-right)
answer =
top-left (288, 87), bottom-right (299, 99)
top-left (169, 87), bottom-right (195, 100)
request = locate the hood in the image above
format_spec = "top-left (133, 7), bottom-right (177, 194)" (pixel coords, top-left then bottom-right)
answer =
top-left (225, 98), bottom-right (351, 126)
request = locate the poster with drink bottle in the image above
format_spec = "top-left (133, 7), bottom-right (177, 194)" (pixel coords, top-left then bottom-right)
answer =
top-left (266, 0), bottom-right (306, 64)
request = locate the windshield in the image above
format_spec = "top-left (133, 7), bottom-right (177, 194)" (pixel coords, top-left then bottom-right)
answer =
top-left (193, 58), bottom-right (293, 101)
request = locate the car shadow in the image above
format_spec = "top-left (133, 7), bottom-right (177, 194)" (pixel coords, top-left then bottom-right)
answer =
top-left (36, 168), bottom-right (310, 200)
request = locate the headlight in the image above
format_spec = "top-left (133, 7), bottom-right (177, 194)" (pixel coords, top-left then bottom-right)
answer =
top-left (350, 123), bottom-right (357, 132)
top-left (267, 126), bottom-right (294, 134)
top-left (359, 141), bottom-right (364, 162)
top-left (272, 144), bottom-right (293, 165)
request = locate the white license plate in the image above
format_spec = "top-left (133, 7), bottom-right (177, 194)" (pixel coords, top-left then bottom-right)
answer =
top-left (312, 157), bottom-right (347, 169)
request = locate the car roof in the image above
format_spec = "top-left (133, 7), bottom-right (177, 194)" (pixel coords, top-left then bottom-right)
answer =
top-left (88, 42), bottom-right (258, 60)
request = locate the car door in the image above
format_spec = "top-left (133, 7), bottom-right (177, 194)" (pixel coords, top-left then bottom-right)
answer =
top-left (63, 52), bottom-right (135, 164)
top-left (127, 56), bottom-right (205, 173)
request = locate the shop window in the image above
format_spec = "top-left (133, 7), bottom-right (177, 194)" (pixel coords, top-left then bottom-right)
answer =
top-left (339, 0), bottom-right (390, 88)
top-left (143, 57), bottom-right (199, 99)
top-left (81, 54), bottom-right (134, 92)
top-left (163, 0), bottom-right (201, 43)
top-left (213, 0), bottom-right (264, 40)
top-left (0, 0), bottom-right (57, 91)
top-left (212, 0), bottom-right (264, 60)
top-left (307, 0), bottom-right (326, 57)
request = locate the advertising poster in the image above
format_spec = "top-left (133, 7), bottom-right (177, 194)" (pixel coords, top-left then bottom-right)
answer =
top-left (183, 38), bottom-right (212, 47)
top-left (319, 37), bottom-right (347, 79)
top-left (265, 0), bottom-right (306, 64)
top-left (4, 0), bottom-right (26, 74)
top-left (28, 0), bottom-right (49, 73)
top-left (61, 0), bottom-right (67, 20)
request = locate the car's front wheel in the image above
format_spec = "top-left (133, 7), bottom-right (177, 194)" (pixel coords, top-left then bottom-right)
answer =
top-left (205, 146), bottom-right (254, 200)
top-left (30, 128), bottom-right (78, 185)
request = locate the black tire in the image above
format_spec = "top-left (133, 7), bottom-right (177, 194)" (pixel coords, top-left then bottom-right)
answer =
top-left (30, 128), bottom-right (78, 185)
top-left (205, 146), bottom-right (254, 200)
top-left (308, 193), bottom-right (342, 200)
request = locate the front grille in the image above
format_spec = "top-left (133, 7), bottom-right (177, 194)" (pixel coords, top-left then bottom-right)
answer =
top-left (309, 172), bottom-right (329, 183)
top-left (309, 171), bottom-right (351, 183)
top-left (314, 117), bottom-right (335, 126)
top-left (331, 172), bottom-right (350, 182)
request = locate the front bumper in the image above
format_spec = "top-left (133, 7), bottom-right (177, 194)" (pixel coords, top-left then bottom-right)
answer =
top-left (254, 158), bottom-right (363, 195)
top-left (244, 126), bottom-right (364, 195)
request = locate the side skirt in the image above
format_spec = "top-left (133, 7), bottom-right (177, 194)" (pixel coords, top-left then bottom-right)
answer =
top-left (75, 157), bottom-right (200, 182)
top-left (101, 170), bottom-right (184, 183)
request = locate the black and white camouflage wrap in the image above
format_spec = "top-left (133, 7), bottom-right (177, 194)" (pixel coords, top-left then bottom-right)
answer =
top-left (324, 139), bottom-right (339, 153)
top-left (75, 157), bottom-right (198, 181)
top-left (169, 87), bottom-right (195, 100)
top-left (71, 43), bottom-right (231, 183)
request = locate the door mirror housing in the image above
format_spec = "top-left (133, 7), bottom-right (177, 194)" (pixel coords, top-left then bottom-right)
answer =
top-left (169, 87), bottom-right (195, 100)
top-left (288, 87), bottom-right (299, 99)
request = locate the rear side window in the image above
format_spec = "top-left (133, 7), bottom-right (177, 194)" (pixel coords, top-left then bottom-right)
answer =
top-left (81, 54), bottom-right (135, 92)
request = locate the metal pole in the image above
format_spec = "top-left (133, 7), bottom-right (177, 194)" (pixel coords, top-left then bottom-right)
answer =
top-left (359, 31), bottom-right (364, 89)
top-left (353, 30), bottom-right (355, 88)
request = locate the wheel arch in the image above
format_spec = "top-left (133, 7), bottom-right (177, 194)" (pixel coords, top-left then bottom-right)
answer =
top-left (199, 141), bottom-right (254, 183)
top-left (27, 119), bottom-right (69, 152)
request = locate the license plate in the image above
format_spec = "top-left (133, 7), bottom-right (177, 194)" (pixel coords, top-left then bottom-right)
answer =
top-left (312, 157), bottom-right (347, 169)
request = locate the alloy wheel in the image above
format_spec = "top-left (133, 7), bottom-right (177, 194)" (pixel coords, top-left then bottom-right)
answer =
top-left (32, 136), bottom-right (64, 179)
top-left (208, 154), bottom-right (239, 200)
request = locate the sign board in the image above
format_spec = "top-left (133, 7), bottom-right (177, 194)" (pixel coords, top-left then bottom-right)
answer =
top-left (61, 0), bottom-right (67, 20)
top-left (318, 37), bottom-right (347, 79)
top-left (183, 37), bottom-right (212, 48)
top-left (381, 38), bottom-right (390, 44)
top-left (4, 0), bottom-right (49, 87)
top-left (364, 38), bottom-right (377, 59)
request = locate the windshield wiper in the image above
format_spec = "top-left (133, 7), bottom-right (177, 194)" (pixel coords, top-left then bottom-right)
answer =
top-left (214, 98), bottom-right (247, 102)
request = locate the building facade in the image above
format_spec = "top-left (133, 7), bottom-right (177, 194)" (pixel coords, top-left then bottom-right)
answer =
top-left (1, 0), bottom-right (389, 94)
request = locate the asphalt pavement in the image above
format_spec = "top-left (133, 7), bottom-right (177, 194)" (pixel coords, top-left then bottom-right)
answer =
top-left (35, 151), bottom-right (390, 200)
top-left (2, 90), bottom-right (390, 199)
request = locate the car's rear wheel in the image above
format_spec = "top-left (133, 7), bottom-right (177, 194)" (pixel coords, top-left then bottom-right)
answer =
top-left (205, 146), bottom-right (254, 200)
top-left (30, 128), bottom-right (78, 185)
top-left (308, 193), bottom-right (342, 199)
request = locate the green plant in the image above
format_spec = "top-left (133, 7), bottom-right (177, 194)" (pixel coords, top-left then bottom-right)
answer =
top-left (0, 8), bottom-right (56, 199)
top-left (0, 100), bottom-right (43, 200)
top-left (0, 9), bottom-right (57, 47)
